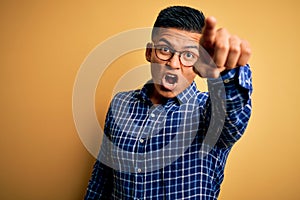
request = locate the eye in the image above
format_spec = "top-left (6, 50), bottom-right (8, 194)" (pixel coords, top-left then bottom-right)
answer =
top-left (183, 51), bottom-right (197, 60)
top-left (158, 46), bottom-right (171, 55)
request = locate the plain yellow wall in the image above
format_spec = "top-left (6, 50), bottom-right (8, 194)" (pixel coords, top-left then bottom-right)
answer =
top-left (1, 0), bottom-right (300, 199)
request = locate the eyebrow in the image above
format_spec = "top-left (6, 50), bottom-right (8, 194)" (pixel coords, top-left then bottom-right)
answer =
top-left (157, 38), bottom-right (199, 50)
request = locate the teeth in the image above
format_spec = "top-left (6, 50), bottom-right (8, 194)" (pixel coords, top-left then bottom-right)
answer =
top-left (166, 74), bottom-right (176, 78)
top-left (165, 74), bottom-right (178, 84)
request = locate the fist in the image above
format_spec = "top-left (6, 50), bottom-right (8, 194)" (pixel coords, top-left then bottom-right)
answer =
top-left (194, 16), bottom-right (251, 78)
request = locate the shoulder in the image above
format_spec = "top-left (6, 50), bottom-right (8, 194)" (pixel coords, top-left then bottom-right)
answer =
top-left (111, 89), bottom-right (141, 105)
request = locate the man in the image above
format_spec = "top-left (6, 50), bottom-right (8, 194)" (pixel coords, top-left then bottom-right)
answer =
top-left (85, 5), bottom-right (252, 200)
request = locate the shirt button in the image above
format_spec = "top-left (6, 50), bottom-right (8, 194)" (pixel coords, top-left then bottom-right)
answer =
top-left (224, 79), bottom-right (230, 83)
top-left (137, 168), bottom-right (142, 173)
top-left (139, 138), bottom-right (144, 143)
top-left (150, 113), bottom-right (155, 118)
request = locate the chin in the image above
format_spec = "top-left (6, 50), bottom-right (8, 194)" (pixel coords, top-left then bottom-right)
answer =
top-left (160, 91), bottom-right (177, 99)
top-left (156, 84), bottom-right (180, 99)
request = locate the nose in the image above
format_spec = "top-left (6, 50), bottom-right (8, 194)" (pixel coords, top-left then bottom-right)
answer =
top-left (167, 53), bottom-right (181, 69)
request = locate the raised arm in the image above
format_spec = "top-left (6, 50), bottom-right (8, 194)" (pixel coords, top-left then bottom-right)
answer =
top-left (195, 16), bottom-right (253, 147)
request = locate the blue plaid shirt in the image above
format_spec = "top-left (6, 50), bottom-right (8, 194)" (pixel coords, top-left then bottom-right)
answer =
top-left (85, 65), bottom-right (252, 200)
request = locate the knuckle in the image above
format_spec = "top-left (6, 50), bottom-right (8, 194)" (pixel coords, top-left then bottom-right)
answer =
top-left (229, 35), bottom-right (241, 54)
top-left (243, 46), bottom-right (252, 56)
top-left (218, 27), bottom-right (228, 34)
top-left (230, 35), bottom-right (240, 41)
top-left (230, 45), bottom-right (241, 54)
top-left (241, 40), bottom-right (252, 55)
top-left (215, 42), bottom-right (229, 51)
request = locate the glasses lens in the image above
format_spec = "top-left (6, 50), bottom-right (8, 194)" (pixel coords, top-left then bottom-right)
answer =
top-left (154, 45), bottom-right (199, 67)
top-left (180, 51), bottom-right (198, 66)
top-left (155, 46), bottom-right (172, 61)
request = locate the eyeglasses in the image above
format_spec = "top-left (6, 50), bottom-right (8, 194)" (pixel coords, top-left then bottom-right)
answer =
top-left (154, 44), bottom-right (199, 67)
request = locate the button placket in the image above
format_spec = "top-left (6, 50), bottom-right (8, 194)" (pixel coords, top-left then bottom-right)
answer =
top-left (135, 135), bottom-right (146, 175)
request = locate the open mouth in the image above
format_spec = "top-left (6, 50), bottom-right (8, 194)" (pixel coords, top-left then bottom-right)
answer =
top-left (161, 73), bottom-right (178, 91)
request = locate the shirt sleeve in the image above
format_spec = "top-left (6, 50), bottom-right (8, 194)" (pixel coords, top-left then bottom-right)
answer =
top-left (207, 64), bottom-right (253, 148)
top-left (84, 107), bottom-right (114, 199)
top-left (84, 160), bottom-right (113, 200)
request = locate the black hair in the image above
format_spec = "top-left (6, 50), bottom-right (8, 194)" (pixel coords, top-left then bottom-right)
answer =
top-left (152, 6), bottom-right (205, 39)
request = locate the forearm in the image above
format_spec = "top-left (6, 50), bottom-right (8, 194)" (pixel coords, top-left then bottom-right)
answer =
top-left (207, 64), bottom-right (252, 148)
top-left (85, 107), bottom-right (114, 199)
top-left (84, 160), bottom-right (113, 200)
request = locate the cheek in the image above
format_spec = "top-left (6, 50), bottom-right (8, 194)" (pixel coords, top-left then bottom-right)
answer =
top-left (150, 63), bottom-right (163, 80)
top-left (150, 53), bottom-right (165, 79)
top-left (182, 67), bottom-right (196, 83)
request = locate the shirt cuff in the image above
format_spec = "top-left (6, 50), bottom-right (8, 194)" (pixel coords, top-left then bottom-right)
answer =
top-left (221, 64), bottom-right (253, 93)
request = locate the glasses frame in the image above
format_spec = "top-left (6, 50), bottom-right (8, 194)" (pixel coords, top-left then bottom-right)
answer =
top-left (153, 44), bottom-right (199, 67)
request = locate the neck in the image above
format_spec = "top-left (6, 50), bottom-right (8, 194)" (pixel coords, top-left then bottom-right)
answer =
top-left (150, 88), bottom-right (167, 105)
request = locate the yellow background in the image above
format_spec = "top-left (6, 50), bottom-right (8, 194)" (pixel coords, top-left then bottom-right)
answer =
top-left (1, 0), bottom-right (299, 199)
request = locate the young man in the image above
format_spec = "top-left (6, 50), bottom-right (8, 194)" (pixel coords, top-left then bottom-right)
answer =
top-left (85, 6), bottom-right (252, 200)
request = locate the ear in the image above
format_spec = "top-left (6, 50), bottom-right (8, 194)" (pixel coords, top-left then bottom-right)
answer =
top-left (145, 43), bottom-right (153, 62)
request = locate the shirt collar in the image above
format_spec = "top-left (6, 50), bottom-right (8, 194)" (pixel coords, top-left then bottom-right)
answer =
top-left (138, 80), bottom-right (198, 105)
top-left (176, 81), bottom-right (198, 104)
top-left (138, 80), bottom-right (154, 104)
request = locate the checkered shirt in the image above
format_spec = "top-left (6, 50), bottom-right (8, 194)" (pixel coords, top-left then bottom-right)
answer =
top-left (85, 65), bottom-right (252, 200)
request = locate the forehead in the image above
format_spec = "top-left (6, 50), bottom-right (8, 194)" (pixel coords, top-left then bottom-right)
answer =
top-left (152, 28), bottom-right (201, 47)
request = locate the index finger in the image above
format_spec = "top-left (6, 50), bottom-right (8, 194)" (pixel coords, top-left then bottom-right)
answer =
top-left (200, 16), bottom-right (217, 48)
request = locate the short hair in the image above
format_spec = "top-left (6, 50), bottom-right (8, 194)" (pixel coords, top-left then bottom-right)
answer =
top-left (151, 6), bottom-right (205, 40)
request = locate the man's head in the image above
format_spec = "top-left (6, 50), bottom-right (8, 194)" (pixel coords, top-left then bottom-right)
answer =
top-left (151, 6), bottom-right (205, 39)
top-left (146, 6), bottom-right (205, 104)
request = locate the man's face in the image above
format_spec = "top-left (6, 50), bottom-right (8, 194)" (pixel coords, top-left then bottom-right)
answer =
top-left (146, 28), bottom-right (201, 102)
